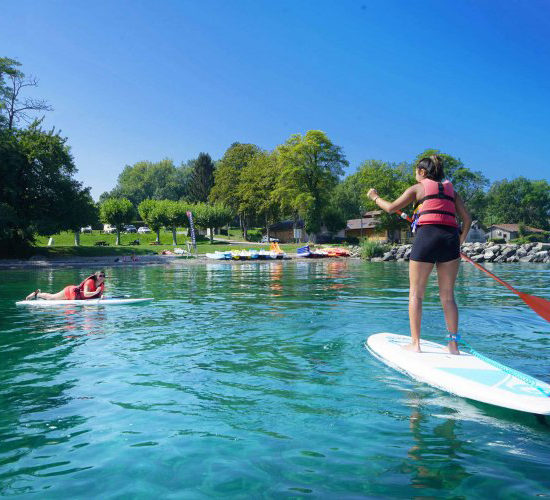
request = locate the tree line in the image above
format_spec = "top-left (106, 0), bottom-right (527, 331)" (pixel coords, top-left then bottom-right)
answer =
top-left (1, 57), bottom-right (549, 257)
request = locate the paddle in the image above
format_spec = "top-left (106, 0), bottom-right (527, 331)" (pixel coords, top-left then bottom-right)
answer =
top-left (394, 210), bottom-right (550, 322)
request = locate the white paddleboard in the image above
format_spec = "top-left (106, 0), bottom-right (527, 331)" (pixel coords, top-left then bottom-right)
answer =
top-left (16, 298), bottom-right (153, 307)
top-left (366, 333), bottom-right (550, 415)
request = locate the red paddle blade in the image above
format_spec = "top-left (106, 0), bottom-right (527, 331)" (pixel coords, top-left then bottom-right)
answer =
top-left (518, 292), bottom-right (550, 323)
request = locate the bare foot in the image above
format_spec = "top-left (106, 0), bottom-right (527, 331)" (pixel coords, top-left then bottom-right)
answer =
top-left (447, 341), bottom-right (460, 355)
top-left (402, 343), bottom-right (421, 353)
top-left (25, 289), bottom-right (40, 300)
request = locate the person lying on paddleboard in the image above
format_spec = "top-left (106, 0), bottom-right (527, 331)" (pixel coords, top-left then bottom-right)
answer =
top-left (367, 155), bottom-right (472, 355)
top-left (25, 271), bottom-right (106, 301)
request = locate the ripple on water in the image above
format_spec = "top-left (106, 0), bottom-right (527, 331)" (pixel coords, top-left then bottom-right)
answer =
top-left (0, 261), bottom-right (549, 497)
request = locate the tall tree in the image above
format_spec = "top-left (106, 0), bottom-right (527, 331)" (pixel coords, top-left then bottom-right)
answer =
top-left (99, 198), bottom-right (134, 245)
top-left (209, 142), bottom-right (261, 238)
top-left (238, 151), bottom-right (280, 239)
top-left (102, 159), bottom-right (190, 206)
top-left (64, 187), bottom-right (99, 245)
top-left (193, 203), bottom-right (233, 243)
top-left (274, 130), bottom-right (348, 234)
top-left (355, 160), bottom-right (414, 231)
top-left (187, 153), bottom-right (215, 203)
top-left (0, 57), bottom-right (52, 129)
top-left (484, 177), bottom-right (550, 230)
top-left (138, 199), bottom-right (164, 243)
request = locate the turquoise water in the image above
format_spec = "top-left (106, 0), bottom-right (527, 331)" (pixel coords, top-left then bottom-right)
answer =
top-left (1, 260), bottom-right (549, 498)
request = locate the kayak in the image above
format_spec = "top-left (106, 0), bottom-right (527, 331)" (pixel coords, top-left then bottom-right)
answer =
top-left (16, 298), bottom-right (153, 307)
top-left (366, 332), bottom-right (550, 415)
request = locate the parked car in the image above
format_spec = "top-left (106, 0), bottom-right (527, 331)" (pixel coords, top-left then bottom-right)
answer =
top-left (103, 224), bottom-right (116, 234)
top-left (137, 226), bottom-right (151, 234)
top-left (261, 236), bottom-right (280, 243)
top-left (80, 225), bottom-right (92, 233)
top-left (124, 225), bottom-right (137, 233)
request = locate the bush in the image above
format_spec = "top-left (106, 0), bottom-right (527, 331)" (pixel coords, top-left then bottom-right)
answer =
top-left (512, 233), bottom-right (550, 244)
top-left (360, 239), bottom-right (388, 259)
top-left (487, 237), bottom-right (506, 244)
top-left (345, 237), bottom-right (359, 245)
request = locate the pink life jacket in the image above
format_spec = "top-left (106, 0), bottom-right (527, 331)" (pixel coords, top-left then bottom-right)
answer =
top-left (417, 179), bottom-right (458, 228)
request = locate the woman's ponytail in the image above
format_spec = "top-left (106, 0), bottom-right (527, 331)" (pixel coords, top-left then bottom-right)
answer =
top-left (417, 154), bottom-right (445, 181)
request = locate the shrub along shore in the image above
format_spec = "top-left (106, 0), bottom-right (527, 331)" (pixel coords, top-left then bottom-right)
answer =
top-left (364, 241), bottom-right (550, 263)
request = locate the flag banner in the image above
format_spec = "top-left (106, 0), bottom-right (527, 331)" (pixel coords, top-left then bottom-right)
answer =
top-left (186, 211), bottom-right (197, 249)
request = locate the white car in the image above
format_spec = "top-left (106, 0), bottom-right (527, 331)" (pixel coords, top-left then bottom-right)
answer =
top-left (138, 226), bottom-right (151, 234)
top-left (80, 226), bottom-right (92, 233)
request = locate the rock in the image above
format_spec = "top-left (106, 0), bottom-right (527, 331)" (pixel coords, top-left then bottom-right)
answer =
top-left (382, 252), bottom-right (394, 261)
top-left (519, 255), bottom-right (535, 263)
top-left (516, 248), bottom-right (528, 258)
top-left (534, 250), bottom-right (549, 262)
top-left (371, 257), bottom-right (383, 262)
top-left (494, 255), bottom-right (506, 263)
top-left (506, 256), bottom-right (519, 263)
top-left (486, 244), bottom-right (501, 254)
top-left (533, 243), bottom-right (550, 251)
top-left (471, 254), bottom-right (485, 263)
top-left (483, 250), bottom-right (496, 262)
top-left (501, 247), bottom-right (516, 258)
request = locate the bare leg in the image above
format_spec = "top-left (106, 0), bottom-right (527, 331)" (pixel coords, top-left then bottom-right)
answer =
top-left (406, 260), bottom-right (435, 352)
top-left (27, 290), bottom-right (67, 300)
top-left (436, 258), bottom-right (460, 355)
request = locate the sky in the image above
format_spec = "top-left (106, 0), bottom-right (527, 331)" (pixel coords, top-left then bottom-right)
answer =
top-left (2, 0), bottom-right (550, 200)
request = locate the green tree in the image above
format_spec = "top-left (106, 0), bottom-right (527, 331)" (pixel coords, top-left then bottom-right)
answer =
top-left (102, 159), bottom-right (190, 206)
top-left (355, 159), bottom-right (413, 231)
top-left (238, 151), bottom-right (280, 239)
top-left (332, 173), bottom-right (364, 221)
top-left (156, 200), bottom-right (189, 245)
top-left (274, 130), bottom-right (348, 234)
top-left (99, 198), bottom-right (134, 245)
top-left (193, 203), bottom-right (233, 243)
top-left (63, 186), bottom-right (99, 246)
top-left (484, 177), bottom-right (550, 230)
top-left (210, 142), bottom-right (261, 238)
top-left (138, 199), bottom-right (164, 243)
top-left (187, 153), bottom-right (215, 203)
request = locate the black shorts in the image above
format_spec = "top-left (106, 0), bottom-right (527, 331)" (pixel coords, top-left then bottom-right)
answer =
top-left (410, 224), bottom-right (460, 263)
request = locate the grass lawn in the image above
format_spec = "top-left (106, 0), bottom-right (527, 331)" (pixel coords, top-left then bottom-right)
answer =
top-left (26, 230), bottom-right (304, 258)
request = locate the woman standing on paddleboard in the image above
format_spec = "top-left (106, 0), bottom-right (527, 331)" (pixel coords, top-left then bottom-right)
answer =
top-left (25, 271), bottom-right (106, 301)
top-left (367, 155), bottom-right (472, 355)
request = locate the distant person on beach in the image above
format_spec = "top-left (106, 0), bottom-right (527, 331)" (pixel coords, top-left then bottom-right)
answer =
top-left (25, 271), bottom-right (106, 301)
top-left (367, 155), bottom-right (472, 355)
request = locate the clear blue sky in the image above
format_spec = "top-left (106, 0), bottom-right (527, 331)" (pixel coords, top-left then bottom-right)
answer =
top-left (2, 0), bottom-right (549, 200)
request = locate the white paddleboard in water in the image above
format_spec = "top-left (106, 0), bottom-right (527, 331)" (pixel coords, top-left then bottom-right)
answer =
top-left (16, 298), bottom-right (153, 307)
top-left (366, 333), bottom-right (550, 415)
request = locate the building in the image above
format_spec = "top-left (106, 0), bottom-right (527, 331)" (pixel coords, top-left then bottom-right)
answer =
top-left (487, 224), bottom-right (545, 242)
top-left (345, 210), bottom-right (410, 243)
top-left (268, 220), bottom-right (308, 243)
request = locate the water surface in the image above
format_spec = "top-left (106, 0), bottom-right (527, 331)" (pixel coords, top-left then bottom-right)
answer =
top-left (1, 261), bottom-right (549, 498)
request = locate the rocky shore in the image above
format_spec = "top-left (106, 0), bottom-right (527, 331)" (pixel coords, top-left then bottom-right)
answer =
top-left (367, 242), bottom-right (550, 263)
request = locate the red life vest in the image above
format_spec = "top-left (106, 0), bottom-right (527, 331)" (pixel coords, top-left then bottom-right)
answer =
top-left (76, 277), bottom-right (104, 300)
top-left (417, 179), bottom-right (458, 227)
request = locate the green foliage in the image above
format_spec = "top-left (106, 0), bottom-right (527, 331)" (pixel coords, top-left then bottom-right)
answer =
top-left (238, 151), bottom-right (280, 232)
top-left (0, 123), bottom-right (94, 256)
top-left (355, 159), bottom-right (413, 231)
top-left (487, 237), bottom-right (506, 244)
top-left (138, 199), bottom-right (165, 243)
top-left (99, 198), bottom-right (134, 245)
top-left (210, 142), bottom-right (261, 212)
top-left (332, 173), bottom-right (363, 220)
top-left (192, 203), bottom-right (233, 242)
top-left (187, 153), bottom-right (215, 203)
top-left (322, 205), bottom-right (347, 233)
top-left (360, 239), bottom-right (388, 259)
top-left (484, 177), bottom-right (550, 230)
top-left (274, 130), bottom-right (348, 234)
top-left (100, 159), bottom-right (191, 206)
top-left (512, 233), bottom-right (550, 244)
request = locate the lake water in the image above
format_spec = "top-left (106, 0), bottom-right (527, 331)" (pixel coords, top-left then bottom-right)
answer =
top-left (1, 260), bottom-right (549, 498)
